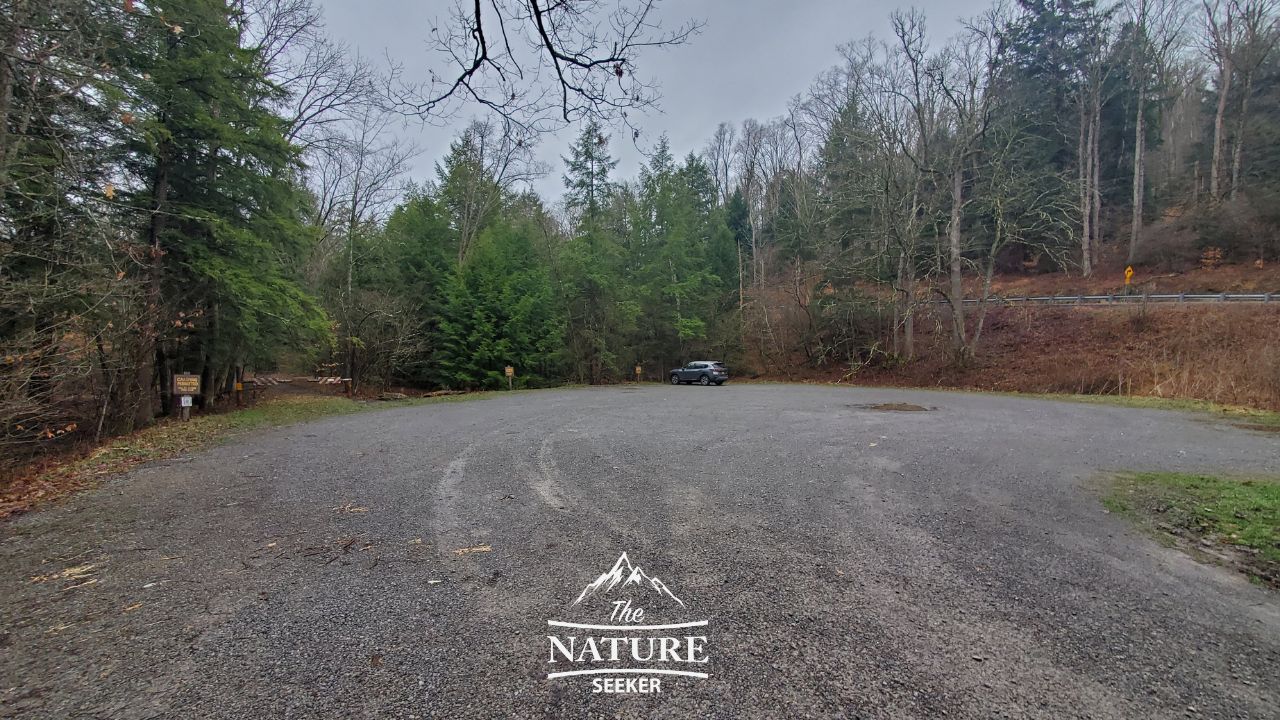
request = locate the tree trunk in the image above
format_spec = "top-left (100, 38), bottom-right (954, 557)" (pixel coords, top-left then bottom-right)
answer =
top-left (736, 240), bottom-right (744, 311)
top-left (902, 258), bottom-right (915, 361)
top-left (1210, 56), bottom-right (1232, 200)
top-left (970, 231), bottom-right (1000, 353)
top-left (135, 139), bottom-right (173, 428)
top-left (157, 350), bottom-right (173, 418)
top-left (1193, 159), bottom-right (1201, 204)
top-left (894, 251), bottom-right (914, 361)
top-left (1128, 0), bottom-right (1148, 265)
top-left (199, 356), bottom-right (214, 409)
top-left (344, 192), bottom-right (357, 390)
top-left (1230, 71), bottom-right (1253, 201)
top-left (891, 291), bottom-right (900, 358)
top-left (0, 0), bottom-right (27, 194)
top-left (749, 215), bottom-right (760, 287)
top-left (1129, 88), bottom-right (1146, 263)
top-left (1091, 97), bottom-right (1102, 262)
top-left (892, 253), bottom-right (903, 357)
top-left (947, 165), bottom-right (966, 357)
top-left (1079, 102), bottom-right (1093, 276)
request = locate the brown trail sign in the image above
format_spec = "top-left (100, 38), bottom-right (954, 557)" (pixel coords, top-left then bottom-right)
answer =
top-left (173, 374), bottom-right (201, 421)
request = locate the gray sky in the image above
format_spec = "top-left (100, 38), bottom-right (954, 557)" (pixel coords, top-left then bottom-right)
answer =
top-left (316, 0), bottom-right (987, 202)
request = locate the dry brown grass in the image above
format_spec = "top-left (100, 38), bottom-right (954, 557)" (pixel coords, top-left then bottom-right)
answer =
top-left (970, 259), bottom-right (1280, 297)
top-left (861, 305), bottom-right (1280, 411)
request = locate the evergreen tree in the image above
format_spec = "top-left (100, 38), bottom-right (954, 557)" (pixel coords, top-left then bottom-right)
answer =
top-left (436, 123), bottom-right (503, 266)
top-left (562, 120), bottom-right (619, 219)
top-left (559, 122), bottom-right (629, 382)
top-left (118, 0), bottom-right (326, 415)
top-left (627, 141), bottom-right (727, 368)
top-left (434, 218), bottom-right (564, 388)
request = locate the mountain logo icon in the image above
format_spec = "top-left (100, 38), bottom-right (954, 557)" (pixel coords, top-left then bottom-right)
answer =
top-left (572, 552), bottom-right (686, 607)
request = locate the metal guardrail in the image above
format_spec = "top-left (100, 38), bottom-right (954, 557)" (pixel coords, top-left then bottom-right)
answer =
top-left (958, 292), bottom-right (1276, 305)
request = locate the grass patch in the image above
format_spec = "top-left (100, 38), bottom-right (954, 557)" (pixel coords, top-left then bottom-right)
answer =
top-left (1024, 393), bottom-right (1280, 428)
top-left (1103, 471), bottom-right (1280, 586)
top-left (0, 391), bottom-right (491, 519)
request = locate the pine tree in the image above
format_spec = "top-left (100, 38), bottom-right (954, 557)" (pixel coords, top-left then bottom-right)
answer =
top-left (118, 0), bottom-right (326, 416)
top-left (435, 218), bottom-right (564, 388)
top-left (562, 120), bottom-right (619, 220)
top-left (558, 121), bottom-right (629, 382)
top-left (436, 123), bottom-right (503, 266)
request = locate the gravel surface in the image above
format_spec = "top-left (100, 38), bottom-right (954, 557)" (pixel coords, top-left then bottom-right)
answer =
top-left (1, 384), bottom-right (1278, 719)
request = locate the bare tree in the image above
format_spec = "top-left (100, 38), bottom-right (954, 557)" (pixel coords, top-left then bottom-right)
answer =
top-left (440, 118), bottom-right (547, 265)
top-left (1204, 0), bottom-right (1242, 200)
top-left (277, 39), bottom-right (379, 152)
top-left (309, 108), bottom-right (419, 389)
top-left (832, 34), bottom-right (936, 360)
top-left (390, 0), bottom-right (702, 131)
top-left (971, 119), bottom-right (1075, 353)
top-left (929, 13), bottom-right (1001, 360)
top-left (1075, 6), bottom-right (1116, 277)
top-left (1127, 0), bottom-right (1190, 262)
top-left (703, 122), bottom-right (736, 205)
top-left (233, 0), bottom-right (322, 72)
top-left (1227, 0), bottom-right (1279, 199)
top-left (734, 119), bottom-right (767, 287)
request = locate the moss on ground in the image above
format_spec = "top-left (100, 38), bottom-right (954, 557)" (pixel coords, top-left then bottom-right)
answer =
top-left (1103, 471), bottom-right (1280, 586)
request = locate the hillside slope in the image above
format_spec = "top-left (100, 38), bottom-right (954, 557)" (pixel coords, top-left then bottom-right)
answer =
top-left (860, 304), bottom-right (1280, 410)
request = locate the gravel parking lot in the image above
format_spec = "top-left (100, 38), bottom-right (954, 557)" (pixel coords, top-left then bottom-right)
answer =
top-left (2, 385), bottom-right (1277, 719)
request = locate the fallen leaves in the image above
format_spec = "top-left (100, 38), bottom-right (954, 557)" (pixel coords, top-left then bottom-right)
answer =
top-left (453, 544), bottom-right (491, 556)
top-left (3, 394), bottom-right (376, 520)
top-left (59, 578), bottom-right (98, 592)
top-left (30, 563), bottom-right (97, 584)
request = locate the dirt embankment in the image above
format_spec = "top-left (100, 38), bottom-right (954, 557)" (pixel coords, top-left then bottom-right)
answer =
top-left (745, 263), bottom-right (1280, 410)
top-left (979, 261), bottom-right (1280, 297)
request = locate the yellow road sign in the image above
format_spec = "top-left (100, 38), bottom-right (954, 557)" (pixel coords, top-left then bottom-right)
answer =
top-left (1124, 265), bottom-right (1134, 285)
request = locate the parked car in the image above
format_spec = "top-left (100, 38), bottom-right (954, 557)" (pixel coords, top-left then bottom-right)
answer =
top-left (669, 361), bottom-right (729, 386)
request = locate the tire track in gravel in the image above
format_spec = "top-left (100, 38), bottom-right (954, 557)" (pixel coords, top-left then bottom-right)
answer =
top-left (433, 441), bottom-right (482, 556)
top-left (533, 432), bottom-right (572, 511)
top-left (512, 403), bottom-right (654, 552)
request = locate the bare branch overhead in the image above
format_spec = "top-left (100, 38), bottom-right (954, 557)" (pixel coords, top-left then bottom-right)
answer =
top-left (387, 0), bottom-right (702, 132)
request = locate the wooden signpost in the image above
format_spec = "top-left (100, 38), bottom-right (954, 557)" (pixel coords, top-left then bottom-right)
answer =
top-left (505, 365), bottom-right (514, 390)
top-left (173, 373), bottom-right (200, 421)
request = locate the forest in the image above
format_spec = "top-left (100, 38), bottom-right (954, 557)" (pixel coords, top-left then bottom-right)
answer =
top-left (2, 0), bottom-right (1279, 464)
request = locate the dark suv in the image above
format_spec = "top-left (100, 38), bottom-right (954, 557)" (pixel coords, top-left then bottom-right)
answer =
top-left (669, 361), bottom-right (729, 386)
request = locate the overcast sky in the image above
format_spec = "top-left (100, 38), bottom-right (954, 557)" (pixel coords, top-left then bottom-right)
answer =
top-left (315, 0), bottom-right (989, 202)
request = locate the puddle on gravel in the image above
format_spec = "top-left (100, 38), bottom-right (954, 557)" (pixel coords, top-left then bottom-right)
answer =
top-left (853, 403), bottom-right (934, 412)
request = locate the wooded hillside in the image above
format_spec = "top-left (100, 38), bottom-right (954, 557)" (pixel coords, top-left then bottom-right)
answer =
top-left (3, 0), bottom-right (1279, 465)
